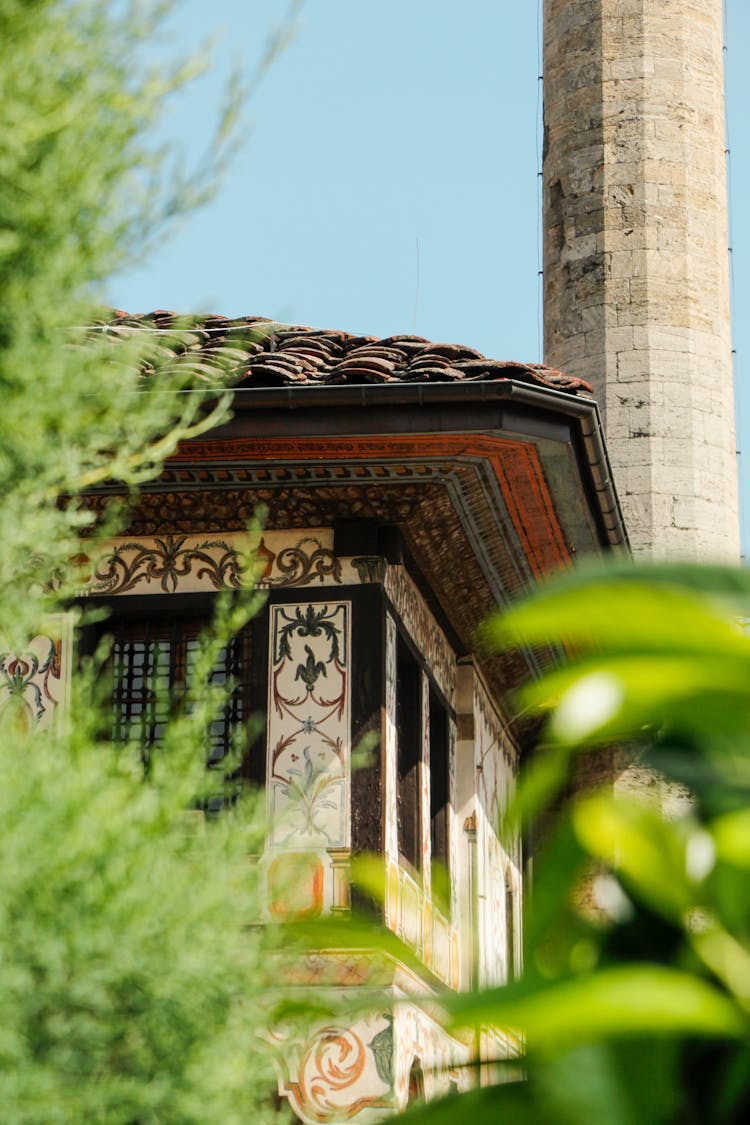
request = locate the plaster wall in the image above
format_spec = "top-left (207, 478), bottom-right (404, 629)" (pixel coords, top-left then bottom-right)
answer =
top-left (543, 0), bottom-right (739, 559)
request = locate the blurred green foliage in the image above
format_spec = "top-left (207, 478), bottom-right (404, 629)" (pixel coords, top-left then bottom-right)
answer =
top-left (405, 561), bottom-right (750, 1124)
top-left (0, 693), bottom-right (287, 1123)
top-left (0, 1), bottom-right (294, 1120)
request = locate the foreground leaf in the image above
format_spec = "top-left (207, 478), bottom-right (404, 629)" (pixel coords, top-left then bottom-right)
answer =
top-left (447, 965), bottom-right (747, 1047)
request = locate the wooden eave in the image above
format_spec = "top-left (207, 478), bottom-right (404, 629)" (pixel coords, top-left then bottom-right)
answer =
top-left (84, 380), bottom-right (625, 716)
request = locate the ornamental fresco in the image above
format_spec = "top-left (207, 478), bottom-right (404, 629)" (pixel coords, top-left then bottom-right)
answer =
top-left (73, 526), bottom-right (522, 1098)
top-left (266, 601), bottom-right (351, 918)
top-left (273, 969), bottom-right (472, 1124)
top-left (276, 1010), bottom-right (395, 1124)
top-left (0, 618), bottom-right (71, 731)
top-left (86, 529), bottom-right (364, 594)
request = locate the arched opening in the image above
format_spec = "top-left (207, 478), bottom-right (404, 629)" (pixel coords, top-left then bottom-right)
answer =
top-left (408, 1058), bottom-right (425, 1105)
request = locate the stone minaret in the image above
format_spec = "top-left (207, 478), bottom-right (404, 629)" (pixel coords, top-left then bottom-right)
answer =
top-left (543, 0), bottom-right (739, 559)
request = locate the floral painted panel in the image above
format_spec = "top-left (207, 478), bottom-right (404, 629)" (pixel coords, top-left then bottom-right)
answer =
top-left (86, 529), bottom-right (368, 595)
top-left (0, 617), bottom-right (72, 731)
top-left (266, 602), bottom-right (351, 917)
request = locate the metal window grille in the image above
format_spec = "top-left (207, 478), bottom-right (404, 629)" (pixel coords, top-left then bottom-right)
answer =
top-left (110, 618), bottom-right (251, 777)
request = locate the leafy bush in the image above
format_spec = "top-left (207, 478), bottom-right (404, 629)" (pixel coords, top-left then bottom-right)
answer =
top-left (0, 2), bottom-right (294, 1120)
top-left (405, 562), bottom-right (750, 1124)
top-left (0, 703), bottom-right (285, 1124)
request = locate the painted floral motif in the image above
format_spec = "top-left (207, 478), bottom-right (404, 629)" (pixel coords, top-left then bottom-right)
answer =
top-left (271, 959), bottom-right (473, 1121)
top-left (274, 539), bottom-right (342, 586)
top-left (91, 534), bottom-right (247, 593)
top-left (268, 603), bottom-right (350, 852)
top-left (0, 635), bottom-right (63, 730)
top-left (279, 1013), bottom-right (394, 1123)
top-left (351, 556), bottom-right (386, 583)
top-left (89, 531), bottom-right (342, 595)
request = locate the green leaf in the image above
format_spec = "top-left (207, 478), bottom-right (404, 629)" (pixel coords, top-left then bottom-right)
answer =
top-left (350, 851), bottom-right (387, 904)
top-left (571, 795), bottom-right (697, 920)
top-left (447, 965), bottom-right (747, 1047)
top-left (394, 1082), bottom-right (537, 1125)
top-left (488, 578), bottom-right (749, 659)
top-left (713, 809), bottom-right (750, 870)
top-left (520, 654), bottom-right (750, 746)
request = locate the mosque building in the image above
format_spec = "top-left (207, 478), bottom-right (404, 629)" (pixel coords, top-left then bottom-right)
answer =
top-left (2, 2), bottom-right (737, 1119)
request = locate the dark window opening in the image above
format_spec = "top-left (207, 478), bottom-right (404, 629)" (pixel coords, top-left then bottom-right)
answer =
top-left (407, 1060), bottom-right (425, 1105)
top-left (396, 636), bottom-right (421, 871)
top-left (429, 689), bottom-right (450, 913)
top-left (110, 619), bottom-right (250, 771)
top-left (81, 595), bottom-right (264, 812)
top-left (505, 881), bottom-right (516, 982)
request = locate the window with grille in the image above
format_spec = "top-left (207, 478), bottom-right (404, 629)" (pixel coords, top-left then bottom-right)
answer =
top-left (81, 595), bottom-right (261, 809)
top-left (110, 619), bottom-right (250, 769)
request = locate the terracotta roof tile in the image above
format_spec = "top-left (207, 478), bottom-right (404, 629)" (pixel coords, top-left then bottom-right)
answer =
top-left (98, 311), bottom-right (592, 396)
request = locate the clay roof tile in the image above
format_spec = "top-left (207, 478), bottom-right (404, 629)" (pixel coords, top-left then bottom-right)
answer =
top-left (92, 311), bottom-right (593, 397)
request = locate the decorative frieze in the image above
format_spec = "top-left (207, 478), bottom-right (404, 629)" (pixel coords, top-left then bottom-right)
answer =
top-left (85, 529), bottom-right (411, 597)
top-left (86, 530), bottom-right (354, 595)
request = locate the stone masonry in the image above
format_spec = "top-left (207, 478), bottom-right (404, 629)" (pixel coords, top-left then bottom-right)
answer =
top-left (543, 0), bottom-right (739, 559)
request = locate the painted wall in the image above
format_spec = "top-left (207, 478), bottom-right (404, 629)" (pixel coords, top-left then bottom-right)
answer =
top-left (19, 528), bottom-right (523, 1120)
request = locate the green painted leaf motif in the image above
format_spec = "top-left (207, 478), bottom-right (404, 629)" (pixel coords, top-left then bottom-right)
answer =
top-left (276, 605), bottom-right (342, 666)
top-left (294, 643), bottom-right (327, 693)
top-left (368, 1013), bottom-right (393, 1086)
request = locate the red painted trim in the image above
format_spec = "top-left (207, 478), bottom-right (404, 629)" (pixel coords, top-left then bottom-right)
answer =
top-left (176, 433), bottom-right (570, 575)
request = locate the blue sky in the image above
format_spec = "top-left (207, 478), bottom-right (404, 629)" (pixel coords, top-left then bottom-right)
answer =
top-left (110, 0), bottom-right (750, 555)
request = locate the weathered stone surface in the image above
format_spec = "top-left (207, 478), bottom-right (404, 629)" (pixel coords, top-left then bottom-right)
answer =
top-left (543, 0), bottom-right (739, 560)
